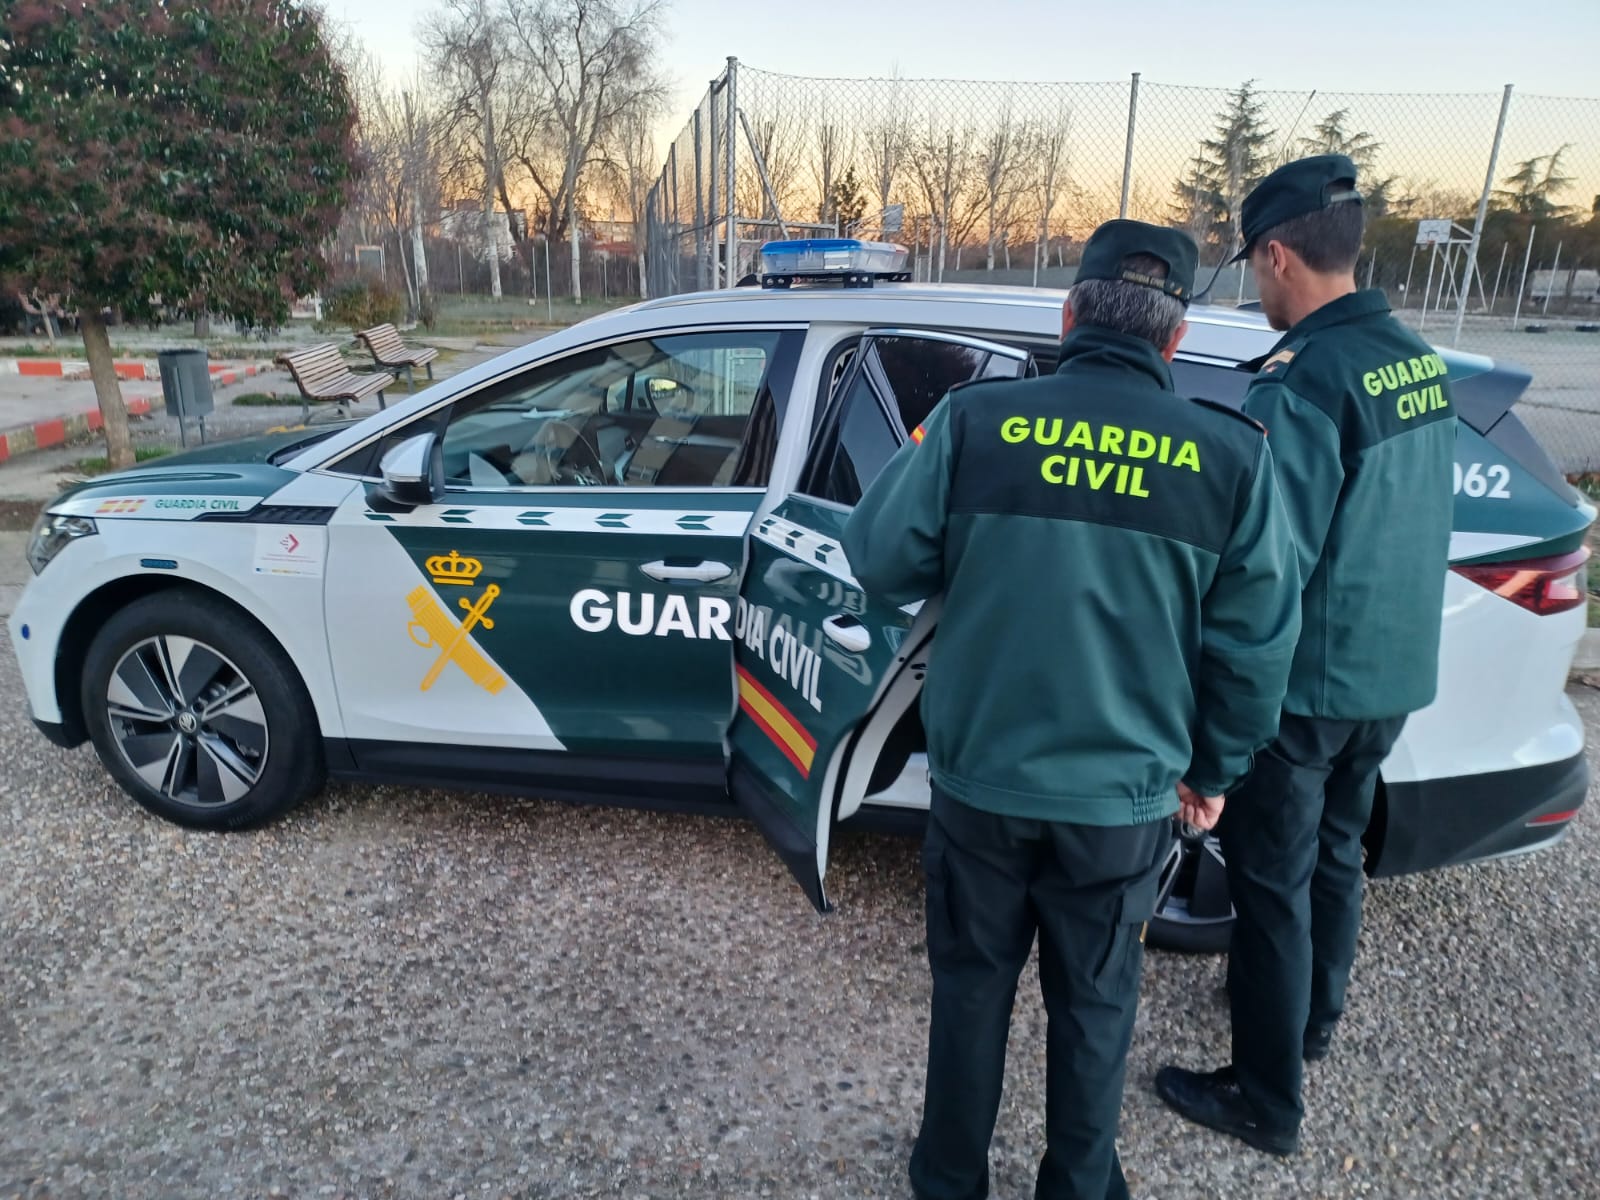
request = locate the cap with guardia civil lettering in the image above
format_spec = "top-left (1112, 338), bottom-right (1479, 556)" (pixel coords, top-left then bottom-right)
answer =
top-left (1232, 153), bottom-right (1363, 262)
top-left (1075, 219), bottom-right (1199, 304)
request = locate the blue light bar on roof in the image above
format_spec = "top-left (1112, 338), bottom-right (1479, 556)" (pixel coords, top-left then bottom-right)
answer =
top-left (757, 238), bottom-right (910, 288)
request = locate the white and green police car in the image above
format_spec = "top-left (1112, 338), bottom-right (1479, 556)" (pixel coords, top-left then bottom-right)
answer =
top-left (11, 266), bottom-right (1592, 946)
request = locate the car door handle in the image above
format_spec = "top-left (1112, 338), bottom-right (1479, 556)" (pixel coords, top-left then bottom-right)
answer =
top-left (640, 559), bottom-right (733, 584)
top-left (822, 615), bottom-right (871, 654)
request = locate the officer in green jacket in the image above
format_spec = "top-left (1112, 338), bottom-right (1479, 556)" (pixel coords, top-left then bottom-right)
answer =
top-left (843, 219), bottom-right (1302, 1200)
top-left (1157, 156), bottom-right (1459, 1156)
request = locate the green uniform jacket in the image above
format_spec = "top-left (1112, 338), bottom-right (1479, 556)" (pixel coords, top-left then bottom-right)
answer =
top-left (842, 326), bottom-right (1302, 826)
top-left (1242, 290), bottom-right (1457, 720)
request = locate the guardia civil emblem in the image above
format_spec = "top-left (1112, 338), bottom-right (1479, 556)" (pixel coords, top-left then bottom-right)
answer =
top-left (406, 551), bottom-right (508, 695)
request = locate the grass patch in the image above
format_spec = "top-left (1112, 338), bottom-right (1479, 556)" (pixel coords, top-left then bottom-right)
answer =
top-left (232, 391), bottom-right (301, 407)
top-left (73, 445), bottom-right (173, 476)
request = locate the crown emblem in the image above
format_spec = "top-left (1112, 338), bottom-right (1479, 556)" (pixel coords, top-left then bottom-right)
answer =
top-left (426, 550), bottom-right (484, 586)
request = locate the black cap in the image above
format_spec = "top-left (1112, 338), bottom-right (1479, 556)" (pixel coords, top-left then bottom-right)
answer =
top-left (1232, 153), bottom-right (1363, 262)
top-left (1076, 219), bottom-right (1199, 304)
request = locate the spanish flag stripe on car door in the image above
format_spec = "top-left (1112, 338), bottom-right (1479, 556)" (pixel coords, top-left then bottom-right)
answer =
top-left (736, 664), bottom-right (817, 777)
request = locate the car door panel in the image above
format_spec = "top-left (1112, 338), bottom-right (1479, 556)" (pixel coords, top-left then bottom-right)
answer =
top-left (731, 329), bottom-right (1030, 910)
top-left (322, 328), bottom-right (804, 774)
top-left (325, 489), bottom-right (759, 761)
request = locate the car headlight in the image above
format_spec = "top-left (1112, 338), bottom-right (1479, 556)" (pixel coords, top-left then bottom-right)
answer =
top-left (27, 512), bottom-right (97, 575)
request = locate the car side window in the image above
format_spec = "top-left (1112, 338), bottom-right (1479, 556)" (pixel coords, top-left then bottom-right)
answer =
top-left (1170, 358), bottom-right (1252, 411)
top-left (804, 369), bottom-right (899, 507)
top-left (872, 334), bottom-right (991, 437)
top-left (437, 330), bottom-right (788, 489)
top-left (802, 333), bottom-right (1020, 505)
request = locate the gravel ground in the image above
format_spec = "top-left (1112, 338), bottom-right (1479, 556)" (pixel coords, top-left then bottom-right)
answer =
top-left (0, 588), bottom-right (1595, 1198)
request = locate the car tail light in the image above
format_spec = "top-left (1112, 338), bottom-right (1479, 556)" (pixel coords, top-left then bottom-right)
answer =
top-left (1526, 808), bottom-right (1579, 828)
top-left (1451, 547), bottom-right (1590, 616)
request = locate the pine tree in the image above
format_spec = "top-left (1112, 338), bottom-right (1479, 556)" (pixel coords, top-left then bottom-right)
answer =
top-left (1172, 82), bottom-right (1275, 251)
top-left (1495, 146), bottom-right (1576, 219)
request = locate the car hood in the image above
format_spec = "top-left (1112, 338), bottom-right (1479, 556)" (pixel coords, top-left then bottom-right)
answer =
top-left (45, 458), bottom-right (306, 520)
top-left (153, 422), bottom-right (356, 467)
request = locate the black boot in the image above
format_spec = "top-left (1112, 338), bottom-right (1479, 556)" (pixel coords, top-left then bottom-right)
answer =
top-left (1154, 1065), bottom-right (1299, 1156)
top-left (1302, 1025), bottom-right (1334, 1062)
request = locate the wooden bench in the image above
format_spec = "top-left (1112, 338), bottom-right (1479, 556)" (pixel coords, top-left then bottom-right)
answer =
top-left (276, 344), bottom-right (393, 423)
top-left (356, 323), bottom-right (439, 390)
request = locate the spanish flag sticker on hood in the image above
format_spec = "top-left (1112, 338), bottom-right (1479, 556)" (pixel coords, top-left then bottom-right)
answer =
top-left (910, 424), bottom-right (926, 444)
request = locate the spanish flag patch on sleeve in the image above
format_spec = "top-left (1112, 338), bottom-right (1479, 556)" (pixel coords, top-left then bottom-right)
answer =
top-left (910, 424), bottom-right (926, 444)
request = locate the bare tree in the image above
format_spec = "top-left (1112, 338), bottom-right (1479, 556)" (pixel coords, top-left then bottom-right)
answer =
top-left (863, 79), bottom-right (909, 221)
top-left (346, 48), bottom-right (447, 313)
top-left (739, 109), bottom-right (806, 231)
top-left (977, 102), bottom-right (1027, 272)
top-left (812, 113), bottom-right (845, 227)
top-left (908, 117), bottom-right (978, 281)
top-left (603, 101), bottom-right (659, 296)
top-left (499, 0), bottom-right (666, 303)
top-left (424, 0), bottom-right (508, 298)
top-left (1031, 109), bottom-right (1070, 283)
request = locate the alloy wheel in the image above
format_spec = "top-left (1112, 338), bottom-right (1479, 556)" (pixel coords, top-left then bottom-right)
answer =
top-left (104, 635), bottom-right (269, 808)
top-left (1154, 823), bottom-right (1235, 937)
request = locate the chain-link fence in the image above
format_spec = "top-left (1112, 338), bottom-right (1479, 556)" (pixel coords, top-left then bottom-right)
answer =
top-left (645, 63), bottom-right (1600, 470)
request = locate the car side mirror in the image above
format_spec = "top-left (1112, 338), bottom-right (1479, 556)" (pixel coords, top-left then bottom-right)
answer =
top-left (369, 431), bottom-right (443, 512)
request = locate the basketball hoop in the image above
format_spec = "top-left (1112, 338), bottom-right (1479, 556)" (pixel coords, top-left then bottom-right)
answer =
top-left (1415, 219), bottom-right (1455, 248)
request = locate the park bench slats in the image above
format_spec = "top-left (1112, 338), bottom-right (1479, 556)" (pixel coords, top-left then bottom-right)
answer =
top-left (276, 343), bottom-right (392, 423)
top-left (357, 323), bottom-right (438, 389)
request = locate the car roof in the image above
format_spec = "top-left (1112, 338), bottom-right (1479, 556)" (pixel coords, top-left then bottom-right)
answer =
top-left (288, 282), bottom-right (1283, 471)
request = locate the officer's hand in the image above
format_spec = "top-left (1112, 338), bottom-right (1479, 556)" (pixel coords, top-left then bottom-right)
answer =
top-left (1176, 781), bottom-right (1225, 831)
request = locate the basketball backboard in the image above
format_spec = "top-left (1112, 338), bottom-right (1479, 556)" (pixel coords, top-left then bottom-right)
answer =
top-left (1416, 219), bottom-right (1453, 246)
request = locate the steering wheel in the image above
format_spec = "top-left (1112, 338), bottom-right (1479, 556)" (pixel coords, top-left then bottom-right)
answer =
top-left (528, 417), bottom-right (612, 486)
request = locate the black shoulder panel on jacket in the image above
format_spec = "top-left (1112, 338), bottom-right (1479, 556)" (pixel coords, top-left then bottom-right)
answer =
top-left (1188, 396), bottom-right (1266, 434)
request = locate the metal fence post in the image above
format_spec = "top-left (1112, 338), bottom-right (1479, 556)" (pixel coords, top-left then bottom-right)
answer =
top-left (740, 107), bottom-right (791, 239)
top-left (704, 93), bottom-right (717, 292)
top-left (1543, 240), bottom-right (1563, 315)
top-left (1119, 72), bottom-right (1140, 220)
top-left (1512, 222), bottom-right (1536, 327)
top-left (1453, 83), bottom-right (1514, 346)
top-left (725, 56), bottom-right (739, 288)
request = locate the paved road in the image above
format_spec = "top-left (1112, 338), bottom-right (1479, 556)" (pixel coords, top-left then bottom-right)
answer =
top-left (0, 542), bottom-right (1596, 1198)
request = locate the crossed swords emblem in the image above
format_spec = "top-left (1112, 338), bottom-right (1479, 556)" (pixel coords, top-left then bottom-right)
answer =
top-left (406, 581), bottom-right (508, 694)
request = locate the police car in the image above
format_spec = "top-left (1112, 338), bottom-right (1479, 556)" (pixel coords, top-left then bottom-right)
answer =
top-left (10, 243), bottom-right (1592, 948)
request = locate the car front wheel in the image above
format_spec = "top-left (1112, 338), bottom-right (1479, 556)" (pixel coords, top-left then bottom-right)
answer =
top-left (82, 591), bottom-right (325, 829)
top-left (1148, 822), bottom-right (1234, 953)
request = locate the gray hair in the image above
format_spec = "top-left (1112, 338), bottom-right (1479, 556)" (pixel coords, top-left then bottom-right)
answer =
top-left (1068, 253), bottom-right (1187, 349)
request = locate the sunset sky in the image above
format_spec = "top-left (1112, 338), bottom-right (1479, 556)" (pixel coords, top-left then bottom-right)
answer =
top-left (323, 0), bottom-right (1600, 225)
top-left (327, 0), bottom-right (1599, 107)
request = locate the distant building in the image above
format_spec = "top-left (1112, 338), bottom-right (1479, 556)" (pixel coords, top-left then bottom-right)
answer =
top-left (1529, 268), bottom-right (1600, 303)
top-left (438, 201), bottom-right (519, 262)
top-left (589, 218), bottom-right (637, 250)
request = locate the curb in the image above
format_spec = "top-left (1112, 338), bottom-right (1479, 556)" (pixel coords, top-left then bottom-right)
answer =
top-left (0, 361), bottom-right (273, 465)
top-left (0, 357), bottom-right (272, 384)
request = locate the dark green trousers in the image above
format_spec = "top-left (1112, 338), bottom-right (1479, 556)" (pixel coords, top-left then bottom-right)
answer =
top-left (910, 787), bottom-right (1170, 1200)
top-left (1221, 712), bottom-right (1406, 1132)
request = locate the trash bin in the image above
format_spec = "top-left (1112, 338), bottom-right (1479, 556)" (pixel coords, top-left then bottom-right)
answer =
top-left (156, 348), bottom-right (214, 446)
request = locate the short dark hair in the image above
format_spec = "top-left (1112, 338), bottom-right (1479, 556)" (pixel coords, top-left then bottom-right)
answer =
top-left (1257, 201), bottom-right (1365, 273)
top-left (1069, 252), bottom-right (1187, 349)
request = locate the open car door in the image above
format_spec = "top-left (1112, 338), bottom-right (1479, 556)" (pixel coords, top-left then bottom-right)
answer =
top-left (729, 329), bottom-right (1032, 910)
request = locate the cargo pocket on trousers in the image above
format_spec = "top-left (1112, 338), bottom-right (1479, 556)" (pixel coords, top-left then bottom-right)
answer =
top-left (1092, 873), bottom-right (1161, 997)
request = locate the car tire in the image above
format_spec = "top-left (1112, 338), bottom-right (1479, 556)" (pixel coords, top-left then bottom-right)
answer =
top-left (1147, 823), bottom-right (1234, 954)
top-left (81, 590), bottom-right (326, 830)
